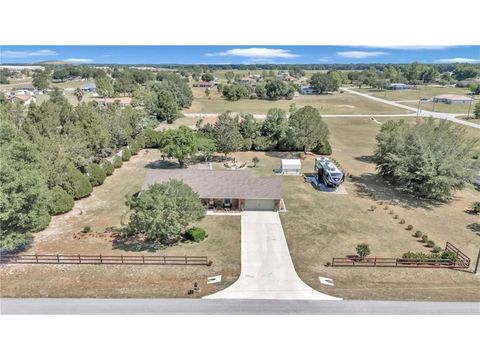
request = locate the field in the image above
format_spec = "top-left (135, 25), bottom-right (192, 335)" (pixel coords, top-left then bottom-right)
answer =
top-left (0, 149), bottom-right (241, 298)
top-left (355, 86), bottom-right (472, 101)
top-left (397, 100), bottom-right (479, 114)
top-left (186, 87), bottom-right (410, 115)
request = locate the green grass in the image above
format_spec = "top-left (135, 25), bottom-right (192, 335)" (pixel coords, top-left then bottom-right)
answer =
top-left (356, 86), bottom-right (471, 101)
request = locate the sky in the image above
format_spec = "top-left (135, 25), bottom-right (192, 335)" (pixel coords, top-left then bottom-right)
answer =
top-left (1, 45), bottom-right (479, 65)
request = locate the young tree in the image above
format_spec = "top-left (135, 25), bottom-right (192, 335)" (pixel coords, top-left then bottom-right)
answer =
top-left (95, 75), bottom-right (114, 98)
top-left (225, 71), bottom-right (235, 83)
top-left (127, 180), bottom-right (205, 244)
top-left (288, 106), bottom-right (330, 152)
top-left (252, 156), bottom-right (260, 167)
top-left (159, 126), bottom-right (197, 167)
top-left (374, 118), bottom-right (478, 201)
top-left (261, 108), bottom-right (288, 149)
top-left (201, 73), bottom-right (214, 82)
top-left (213, 112), bottom-right (244, 159)
top-left (74, 88), bottom-right (84, 102)
top-left (356, 243), bottom-right (371, 258)
top-left (205, 87), bottom-right (210, 98)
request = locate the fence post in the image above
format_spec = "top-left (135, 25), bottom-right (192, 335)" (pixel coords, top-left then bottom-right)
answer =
top-left (185, 255), bottom-right (187, 265)
top-left (57, 254), bottom-right (60, 264)
top-left (35, 254), bottom-right (38, 264)
top-left (142, 255), bottom-right (145, 264)
top-left (78, 254), bottom-right (81, 264)
top-left (100, 254), bottom-right (102, 264)
top-left (121, 255), bottom-right (124, 264)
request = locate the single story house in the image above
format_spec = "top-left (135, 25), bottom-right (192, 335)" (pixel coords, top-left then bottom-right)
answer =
top-left (192, 81), bottom-right (214, 88)
top-left (238, 77), bottom-right (254, 85)
top-left (433, 94), bottom-right (472, 104)
top-left (300, 85), bottom-right (315, 95)
top-left (81, 83), bottom-right (97, 92)
top-left (388, 83), bottom-right (415, 90)
top-left (280, 159), bottom-right (302, 175)
top-left (142, 169), bottom-right (284, 211)
top-left (7, 94), bottom-right (36, 105)
top-left (93, 96), bottom-right (132, 107)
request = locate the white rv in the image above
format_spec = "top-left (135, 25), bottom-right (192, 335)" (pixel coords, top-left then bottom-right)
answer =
top-left (314, 157), bottom-right (344, 187)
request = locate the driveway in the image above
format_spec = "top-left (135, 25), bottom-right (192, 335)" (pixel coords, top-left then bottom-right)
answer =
top-left (205, 211), bottom-right (340, 300)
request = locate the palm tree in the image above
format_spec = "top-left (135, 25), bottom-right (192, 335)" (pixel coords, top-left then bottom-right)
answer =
top-left (74, 88), bottom-right (84, 102)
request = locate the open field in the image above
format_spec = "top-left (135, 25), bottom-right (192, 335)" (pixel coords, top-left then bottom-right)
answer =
top-left (187, 87), bottom-right (410, 115)
top-left (0, 149), bottom-right (241, 298)
top-left (355, 86), bottom-right (472, 101)
top-left (398, 100), bottom-right (479, 114)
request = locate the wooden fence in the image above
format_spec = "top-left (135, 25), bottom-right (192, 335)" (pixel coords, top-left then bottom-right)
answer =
top-left (445, 241), bottom-right (471, 268)
top-left (0, 254), bottom-right (210, 266)
top-left (330, 257), bottom-right (464, 268)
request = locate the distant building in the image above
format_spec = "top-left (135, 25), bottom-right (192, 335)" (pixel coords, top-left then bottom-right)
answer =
top-left (93, 97), bottom-right (132, 107)
top-left (433, 94), bottom-right (472, 104)
top-left (456, 79), bottom-right (480, 88)
top-left (13, 84), bottom-right (35, 92)
top-left (192, 81), bottom-right (214, 88)
top-left (300, 85), bottom-right (315, 95)
top-left (388, 83), bottom-right (415, 90)
top-left (81, 83), bottom-right (97, 92)
top-left (7, 94), bottom-right (37, 105)
top-left (238, 77), bottom-right (254, 85)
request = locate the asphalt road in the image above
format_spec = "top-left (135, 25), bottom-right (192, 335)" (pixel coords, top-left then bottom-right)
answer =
top-left (1, 298), bottom-right (479, 314)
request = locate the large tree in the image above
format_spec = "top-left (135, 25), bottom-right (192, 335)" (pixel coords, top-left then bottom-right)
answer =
top-left (160, 126), bottom-right (197, 167)
top-left (288, 106), bottom-right (330, 152)
top-left (32, 71), bottom-right (50, 90)
top-left (127, 180), bottom-right (205, 244)
top-left (374, 118), bottom-right (478, 201)
top-left (156, 73), bottom-right (193, 108)
top-left (261, 108), bottom-right (288, 149)
top-left (152, 89), bottom-right (180, 123)
top-left (95, 75), bottom-right (114, 98)
top-left (309, 73), bottom-right (339, 94)
top-left (213, 111), bottom-right (244, 159)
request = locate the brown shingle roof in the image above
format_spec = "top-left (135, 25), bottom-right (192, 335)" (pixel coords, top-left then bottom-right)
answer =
top-left (142, 169), bottom-right (282, 200)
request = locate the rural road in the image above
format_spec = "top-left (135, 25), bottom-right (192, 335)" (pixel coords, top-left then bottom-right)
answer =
top-left (1, 298), bottom-right (479, 314)
top-left (341, 87), bottom-right (480, 129)
top-left (183, 112), bottom-right (418, 119)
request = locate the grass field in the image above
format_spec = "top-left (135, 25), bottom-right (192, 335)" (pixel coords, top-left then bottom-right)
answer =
top-left (397, 100), bottom-right (479, 114)
top-left (0, 149), bottom-right (241, 298)
top-left (187, 87), bottom-right (409, 115)
top-left (355, 86), bottom-right (472, 101)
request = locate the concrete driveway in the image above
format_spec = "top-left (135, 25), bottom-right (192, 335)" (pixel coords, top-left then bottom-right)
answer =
top-left (205, 211), bottom-right (340, 300)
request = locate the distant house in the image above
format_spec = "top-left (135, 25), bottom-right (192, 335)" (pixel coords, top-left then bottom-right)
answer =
top-left (7, 94), bottom-right (36, 105)
top-left (193, 81), bottom-right (214, 88)
top-left (433, 94), bottom-right (472, 104)
top-left (93, 96), bottom-right (132, 107)
top-left (81, 83), bottom-right (97, 92)
top-left (13, 84), bottom-right (35, 92)
top-left (388, 83), bottom-right (415, 90)
top-left (238, 77), bottom-right (254, 85)
top-left (300, 85), bottom-right (315, 95)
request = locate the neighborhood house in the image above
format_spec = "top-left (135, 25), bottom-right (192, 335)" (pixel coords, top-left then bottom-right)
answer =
top-left (388, 83), bottom-right (415, 90)
top-left (142, 169), bottom-right (284, 211)
top-left (433, 94), bottom-right (472, 104)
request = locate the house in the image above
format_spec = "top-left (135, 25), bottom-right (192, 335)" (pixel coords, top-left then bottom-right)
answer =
top-left (300, 85), bottom-right (315, 95)
top-left (93, 96), bottom-right (132, 107)
top-left (280, 159), bottom-right (302, 175)
top-left (13, 84), bottom-right (35, 92)
top-left (81, 83), bottom-right (97, 92)
top-left (433, 94), bottom-right (472, 104)
top-left (142, 169), bottom-right (284, 211)
top-left (388, 83), bottom-right (415, 90)
top-left (192, 81), bottom-right (214, 88)
top-left (7, 94), bottom-right (37, 105)
top-left (238, 77), bottom-right (254, 85)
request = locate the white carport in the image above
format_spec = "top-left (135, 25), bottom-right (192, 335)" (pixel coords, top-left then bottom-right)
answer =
top-left (281, 159), bottom-right (302, 175)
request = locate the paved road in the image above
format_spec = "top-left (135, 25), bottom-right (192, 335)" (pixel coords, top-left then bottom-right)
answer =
top-left (205, 211), bottom-right (339, 300)
top-left (1, 298), bottom-right (478, 314)
top-left (341, 87), bottom-right (480, 129)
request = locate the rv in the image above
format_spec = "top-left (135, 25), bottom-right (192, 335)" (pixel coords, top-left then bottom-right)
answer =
top-left (314, 157), bottom-right (344, 187)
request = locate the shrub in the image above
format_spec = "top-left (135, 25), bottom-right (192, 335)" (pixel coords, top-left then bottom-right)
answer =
top-left (402, 251), bottom-right (439, 260)
top-left (421, 234), bottom-right (429, 242)
top-left (324, 261), bottom-right (331, 267)
top-left (86, 163), bottom-right (106, 187)
top-left (135, 135), bottom-right (146, 149)
top-left (313, 140), bottom-right (332, 155)
top-left (473, 201), bottom-right (480, 213)
top-left (113, 156), bottom-right (123, 169)
top-left (426, 240), bottom-right (435, 248)
top-left (143, 129), bottom-right (163, 148)
top-left (384, 205), bottom-right (389, 210)
top-left (414, 230), bottom-right (423, 238)
top-left (82, 226), bottom-right (92, 233)
top-left (432, 245), bottom-right (442, 253)
top-left (185, 227), bottom-right (207, 242)
top-left (370, 205), bottom-right (376, 211)
top-left (389, 210), bottom-right (394, 214)
top-left (121, 148), bottom-right (131, 161)
top-left (130, 141), bottom-right (140, 155)
top-left (441, 250), bottom-right (458, 263)
top-left (65, 168), bottom-right (93, 200)
top-left (406, 224), bottom-right (413, 230)
top-left (252, 156), bottom-right (260, 167)
top-left (393, 214), bottom-right (399, 219)
top-left (48, 186), bottom-right (74, 215)
top-left (399, 219), bottom-right (405, 224)
top-left (355, 243), bottom-right (370, 257)
top-left (100, 159), bottom-right (114, 176)
top-left (31, 210), bottom-right (51, 232)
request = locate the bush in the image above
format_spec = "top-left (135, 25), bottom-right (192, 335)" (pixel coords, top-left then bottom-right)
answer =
top-left (473, 201), bottom-right (480, 213)
top-left (393, 214), bottom-right (399, 219)
top-left (100, 159), bottom-right (114, 176)
top-left (370, 205), bottom-right (376, 211)
top-left (31, 210), bottom-right (51, 232)
top-left (48, 186), bottom-right (74, 215)
top-left (402, 251), bottom-right (439, 260)
top-left (113, 156), bottom-right (123, 169)
top-left (185, 227), bottom-right (207, 242)
top-left (399, 219), bottom-right (405, 224)
top-left (82, 226), bottom-right (92, 233)
top-left (421, 234), bottom-right (428, 242)
top-left (313, 140), bottom-right (332, 155)
top-left (86, 163), bottom-right (106, 187)
top-left (414, 230), bottom-right (423, 238)
top-left (356, 243), bottom-right (371, 257)
top-left (121, 148), bottom-right (131, 161)
top-left (432, 245), bottom-right (442, 253)
top-left (426, 240), bottom-right (435, 248)
top-left (143, 129), bottom-right (163, 148)
top-left (135, 135), bottom-right (146, 149)
top-left (441, 250), bottom-right (458, 263)
top-left (65, 168), bottom-right (93, 200)
top-left (130, 141), bottom-right (140, 155)
top-left (406, 224), bottom-right (413, 230)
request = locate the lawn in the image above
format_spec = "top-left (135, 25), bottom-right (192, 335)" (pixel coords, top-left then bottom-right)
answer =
top-left (355, 86), bottom-right (472, 101)
top-left (397, 100), bottom-right (479, 114)
top-left (186, 87), bottom-right (409, 115)
top-left (0, 149), bottom-right (241, 298)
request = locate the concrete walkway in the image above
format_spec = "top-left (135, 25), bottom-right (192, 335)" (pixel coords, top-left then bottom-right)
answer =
top-left (204, 211), bottom-right (340, 300)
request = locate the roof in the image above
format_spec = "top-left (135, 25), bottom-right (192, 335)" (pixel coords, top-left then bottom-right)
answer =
top-left (142, 169), bottom-right (282, 200)
top-left (81, 83), bottom-right (96, 89)
top-left (8, 94), bottom-right (34, 101)
top-left (433, 94), bottom-right (472, 101)
top-left (281, 159), bottom-right (301, 168)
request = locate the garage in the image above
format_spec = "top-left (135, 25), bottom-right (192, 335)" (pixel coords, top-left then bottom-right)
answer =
top-left (244, 199), bottom-right (275, 211)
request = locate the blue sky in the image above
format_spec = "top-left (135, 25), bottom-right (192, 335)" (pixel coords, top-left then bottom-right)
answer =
top-left (1, 46), bottom-right (479, 64)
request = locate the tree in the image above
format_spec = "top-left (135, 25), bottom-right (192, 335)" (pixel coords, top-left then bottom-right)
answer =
top-left (63, 167), bottom-right (93, 199)
top-left (374, 118), bottom-right (478, 201)
top-left (474, 102), bottom-right (480, 119)
top-left (74, 88), bottom-right (84, 102)
top-left (127, 180), bottom-right (206, 244)
top-left (156, 73), bottom-right (193, 108)
top-left (264, 79), bottom-right (293, 100)
top-left (225, 71), bottom-right (235, 83)
top-left (153, 89), bottom-right (180, 123)
top-left (356, 243), bottom-right (371, 258)
top-left (222, 84), bottom-right (250, 101)
top-left (261, 108), bottom-right (288, 149)
top-left (196, 135), bottom-right (216, 162)
top-left (252, 156), bottom-right (260, 167)
top-left (32, 71), bottom-right (50, 90)
top-left (288, 106), bottom-right (330, 152)
top-left (452, 65), bottom-right (479, 81)
top-left (213, 112), bottom-right (244, 159)
top-left (309, 73), bottom-right (339, 94)
top-left (95, 75), bottom-right (114, 98)
top-left (160, 126), bottom-right (197, 167)
top-left (86, 163), bottom-right (106, 186)
top-left (201, 73), bottom-right (214, 82)
top-left (48, 186), bottom-right (74, 215)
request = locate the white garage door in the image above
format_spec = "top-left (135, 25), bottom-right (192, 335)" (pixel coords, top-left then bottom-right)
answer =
top-left (244, 199), bottom-right (275, 211)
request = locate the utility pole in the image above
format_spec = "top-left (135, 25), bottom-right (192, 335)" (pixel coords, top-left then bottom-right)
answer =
top-left (416, 99), bottom-right (422, 121)
top-left (466, 95), bottom-right (474, 119)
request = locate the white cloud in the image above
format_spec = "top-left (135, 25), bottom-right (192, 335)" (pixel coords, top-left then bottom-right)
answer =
top-left (65, 58), bottom-right (94, 63)
top-left (1, 49), bottom-right (57, 58)
top-left (362, 45), bottom-right (453, 50)
top-left (206, 48), bottom-right (300, 59)
top-left (435, 57), bottom-right (479, 63)
top-left (337, 51), bottom-right (387, 59)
